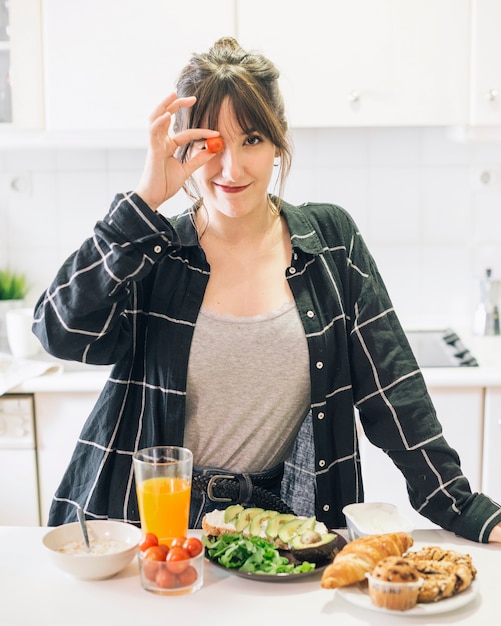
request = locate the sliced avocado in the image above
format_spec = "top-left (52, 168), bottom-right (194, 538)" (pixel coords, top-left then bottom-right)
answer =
top-left (223, 504), bottom-right (244, 524)
top-left (277, 517), bottom-right (307, 544)
top-left (234, 507), bottom-right (264, 533)
top-left (248, 510), bottom-right (279, 537)
top-left (290, 531), bottom-right (339, 563)
top-left (296, 515), bottom-right (316, 534)
top-left (265, 513), bottom-right (297, 539)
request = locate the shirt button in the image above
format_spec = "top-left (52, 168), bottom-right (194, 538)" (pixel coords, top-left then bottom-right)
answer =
top-left (306, 310), bottom-right (314, 318)
top-left (288, 267), bottom-right (296, 275)
top-left (316, 361), bottom-right (324, 369)
top-left (323, 504), bottom-right (330, 512)
top-left (317, 412), bottom-right (325, 420)
top-left (153, 245), bottom-right (162, 254)
top-left (293, 252), bottom-right (298, 260)
top-left (319, 459), bottom-right (326, 467)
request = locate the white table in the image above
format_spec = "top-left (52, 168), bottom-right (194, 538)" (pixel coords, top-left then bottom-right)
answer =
top-left (1, 527), bottom-right (499, 625)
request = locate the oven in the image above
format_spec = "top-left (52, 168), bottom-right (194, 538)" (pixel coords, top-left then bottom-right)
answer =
top-left (405, 329), bottom-right (479, 367)
top-left (0, 394), bottom-right (40, 525)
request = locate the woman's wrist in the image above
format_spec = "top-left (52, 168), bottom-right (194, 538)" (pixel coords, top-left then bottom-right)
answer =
top-left (133, 190), bottom-right (159, 212)
top-left (488, 522), bottom-right (501, 543)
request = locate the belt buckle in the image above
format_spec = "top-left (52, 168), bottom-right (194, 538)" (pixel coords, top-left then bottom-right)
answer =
top-left (207, 474), bottom-right (234, 502)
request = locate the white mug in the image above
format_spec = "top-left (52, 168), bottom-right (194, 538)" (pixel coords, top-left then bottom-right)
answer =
top-left (5, 308), bottom-right (40, 358)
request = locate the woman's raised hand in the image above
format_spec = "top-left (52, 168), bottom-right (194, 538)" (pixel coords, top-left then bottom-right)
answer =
top-left (134, 93), bottom-right (221, 211)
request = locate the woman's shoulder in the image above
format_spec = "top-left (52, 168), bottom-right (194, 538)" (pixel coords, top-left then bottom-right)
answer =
top-left (280, 199), bottom-right (359, 236)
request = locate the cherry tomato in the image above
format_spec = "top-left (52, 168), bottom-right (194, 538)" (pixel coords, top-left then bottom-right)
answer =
top-left (157, 543), bottom-right (170, 559)
top-left (183, 536), bottom-right (203, 558)
top-left (141, 557), bottom-right (160, 582)
top-left (177, 565), bottom-right (198, 587)
top-left (206, 137), bottom-right (224, 154)
top-left (170, 537), bottom-right (187, 549)
top-left (139, 532), bottom-right (158, 552)
top-left (165, 546), bottom-right (190, 574)
top-left (144, 545), bottom-right (168, 562)
top-left (155, 565), bottom-right (178, 589)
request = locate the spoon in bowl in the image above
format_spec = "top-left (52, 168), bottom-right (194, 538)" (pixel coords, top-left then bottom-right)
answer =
top-left (76, 506), bottom-right (92, 553)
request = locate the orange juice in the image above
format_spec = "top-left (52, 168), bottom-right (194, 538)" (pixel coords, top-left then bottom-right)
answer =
top-left (136, 476), bottom-right (191, 544)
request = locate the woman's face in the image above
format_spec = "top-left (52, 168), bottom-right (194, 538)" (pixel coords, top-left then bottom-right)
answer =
top-left (189, 98), bottom-right (278, 220)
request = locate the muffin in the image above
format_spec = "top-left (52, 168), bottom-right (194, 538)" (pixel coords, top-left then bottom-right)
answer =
top-left (366, 556), bottom-right (423, 611)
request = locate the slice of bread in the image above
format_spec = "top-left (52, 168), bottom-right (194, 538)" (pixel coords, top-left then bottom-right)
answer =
top-left (202, 508), bottom-right (328, 549)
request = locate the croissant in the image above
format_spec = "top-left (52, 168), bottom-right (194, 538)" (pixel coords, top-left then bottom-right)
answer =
top-left (320, 532), bottom-right (414, 589)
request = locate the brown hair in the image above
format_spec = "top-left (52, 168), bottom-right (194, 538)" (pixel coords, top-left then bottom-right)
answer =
top-left (174, 37), bottom-right (292, 209)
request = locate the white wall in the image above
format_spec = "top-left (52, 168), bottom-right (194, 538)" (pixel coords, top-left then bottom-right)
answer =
top-left (1, 126), bottom-right (501, 333)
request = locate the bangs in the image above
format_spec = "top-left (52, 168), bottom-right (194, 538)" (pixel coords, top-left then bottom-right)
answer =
top-left (189, 73), bottom-right (281, 144)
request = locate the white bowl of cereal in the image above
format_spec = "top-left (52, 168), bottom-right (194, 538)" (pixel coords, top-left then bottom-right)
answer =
top-left (43, 520), bottom-right (141, 580)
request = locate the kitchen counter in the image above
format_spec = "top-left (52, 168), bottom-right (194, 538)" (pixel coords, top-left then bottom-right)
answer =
top-left (6, 348), bottom-right (501, 395)
top-left (9, 356), bottom-right (111, 393)
top-left (9, 361), bottom-right (501, 394)
top-left (1, 527), bottom-right (499, 625)
top-left (5, 333), bottom-right (501, 394)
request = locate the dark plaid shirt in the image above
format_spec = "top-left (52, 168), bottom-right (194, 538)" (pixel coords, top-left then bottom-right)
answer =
top-left (34, 192), bottom-right (501, 541)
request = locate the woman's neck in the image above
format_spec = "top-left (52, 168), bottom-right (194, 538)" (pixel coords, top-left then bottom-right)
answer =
top-left (196, 201), bottom-right (281, 247)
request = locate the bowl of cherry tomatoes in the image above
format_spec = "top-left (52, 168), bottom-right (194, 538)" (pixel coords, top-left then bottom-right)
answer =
top-left (138, 532), bottom-right (204, 595)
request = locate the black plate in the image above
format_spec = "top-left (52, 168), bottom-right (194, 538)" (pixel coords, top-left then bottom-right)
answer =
top-left (205, 532), bottom-right (347, 582)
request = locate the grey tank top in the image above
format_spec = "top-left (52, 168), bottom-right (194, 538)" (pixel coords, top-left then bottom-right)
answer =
top-left (184, 301), bottom-right (311, 473)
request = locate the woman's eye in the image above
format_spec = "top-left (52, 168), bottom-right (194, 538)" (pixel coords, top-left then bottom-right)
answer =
top-left (246, 135), bottom-right (262, 146)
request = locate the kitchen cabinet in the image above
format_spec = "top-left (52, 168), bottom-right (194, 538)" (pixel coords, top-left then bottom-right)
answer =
top-left (237, 0), bottom-right (469, 127)
top-left (358, 386), bottom-right (484, 529)
top-left (7, 0), bottom-right (501, 139)
top-left (0, 394), bottom-right (39, 525)
top-left (482, 388), bottom-right (501, 504)
top-left (34, 391), bottom-right (100, 525)
top-left (0, 0), bottom-right (44, 129)
top-left (41, 0), bottom-right (235, 132)
top-left (470, 0), bottom-right (501, 125)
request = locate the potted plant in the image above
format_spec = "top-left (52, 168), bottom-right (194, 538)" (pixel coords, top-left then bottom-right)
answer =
top-left (0, 268), bottom-right (29, 352)
top-left (0, 268), bottom-right (29, 301)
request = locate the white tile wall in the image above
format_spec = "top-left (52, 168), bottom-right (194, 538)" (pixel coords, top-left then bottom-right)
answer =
top-left (2, 126), bottom-right (501, 333)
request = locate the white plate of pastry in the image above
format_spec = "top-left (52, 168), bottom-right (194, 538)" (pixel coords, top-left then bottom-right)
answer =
top-left (338, 578), bottom-right (478, 616)
top-left (322, 533), bottom-right (479, 615)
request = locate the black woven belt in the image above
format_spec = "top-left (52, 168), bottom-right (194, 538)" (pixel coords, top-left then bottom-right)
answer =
top-left (192, 471), bottom-right (294, 515)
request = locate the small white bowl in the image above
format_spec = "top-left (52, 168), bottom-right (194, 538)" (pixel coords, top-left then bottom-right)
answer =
top-left (343, 502), bottom-right (414, 539)
top-left (43, 520), bottom-right (141, 580)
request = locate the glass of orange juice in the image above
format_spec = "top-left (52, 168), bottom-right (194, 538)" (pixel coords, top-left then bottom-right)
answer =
top-left (133, 446), bottom-right (193, 546)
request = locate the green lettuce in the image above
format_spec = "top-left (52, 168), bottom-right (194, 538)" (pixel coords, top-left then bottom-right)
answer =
top-left (203, 533), bottom-right (316, 575)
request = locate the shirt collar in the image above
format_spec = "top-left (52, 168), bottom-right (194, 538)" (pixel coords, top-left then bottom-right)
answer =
top-left (279, 199), bottom-right (324, 255)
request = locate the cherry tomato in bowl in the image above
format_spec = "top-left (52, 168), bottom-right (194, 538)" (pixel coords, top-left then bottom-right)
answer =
top-left (155, 567), bottom-right (178, 589)
top-left (139, 532), bottom-right (158, 552)
top-left (166, 546), bottom-right (190, 574)
top-left (183, 536), bottom-right (203, 557)
top-left (144, 545), bottom-right (168, 562)
top-left (138, 536), bottom-right (204, 595)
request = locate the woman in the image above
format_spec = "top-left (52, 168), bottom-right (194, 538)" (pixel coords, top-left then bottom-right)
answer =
top-left (34, 37), bottom-right (501, 543)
